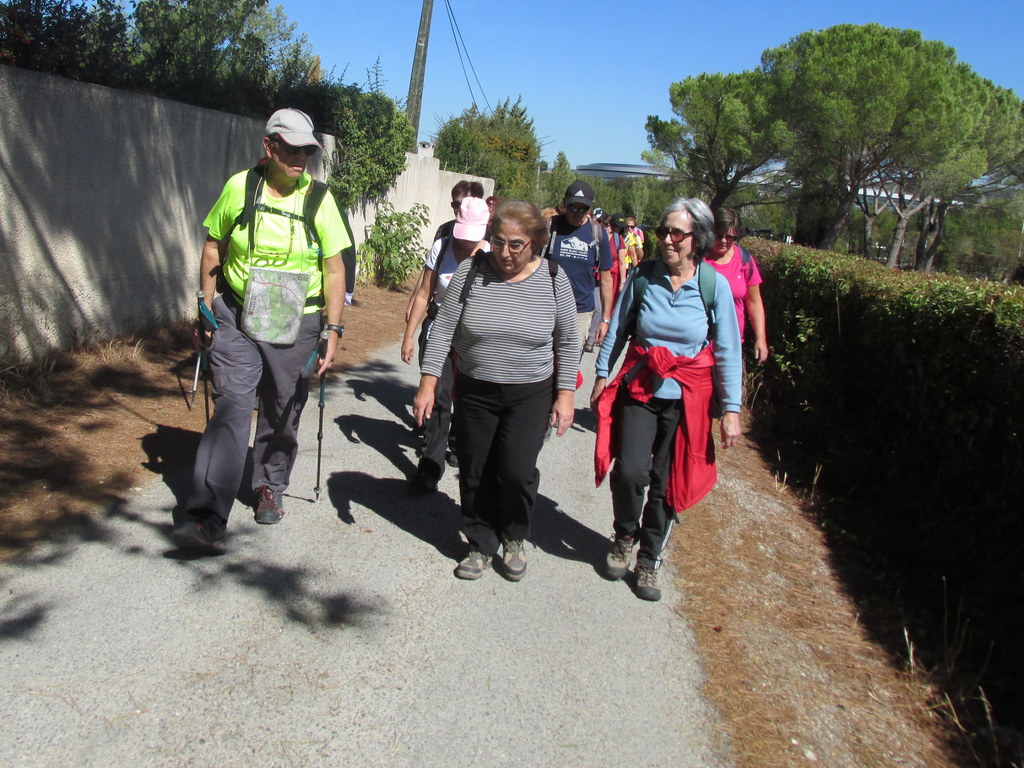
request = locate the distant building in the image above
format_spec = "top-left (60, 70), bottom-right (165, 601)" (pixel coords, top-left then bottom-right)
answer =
top-left (575, 163), bottom-right (669, 181)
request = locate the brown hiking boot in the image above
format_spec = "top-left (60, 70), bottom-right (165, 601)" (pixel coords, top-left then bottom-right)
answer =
top-left (254, 486), bottom-right (284, 525)
top-left (605, 536), bottom-right (635, 580)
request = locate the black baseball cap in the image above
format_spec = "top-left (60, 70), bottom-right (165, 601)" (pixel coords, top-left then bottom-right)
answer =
top-left (563, 180), bottom-right (595, 209)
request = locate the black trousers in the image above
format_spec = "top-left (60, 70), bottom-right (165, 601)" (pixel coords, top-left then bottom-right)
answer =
top-left (609, 394), bottom-right (682, 568)
top-left (453, 374), bottom-right (553, 556)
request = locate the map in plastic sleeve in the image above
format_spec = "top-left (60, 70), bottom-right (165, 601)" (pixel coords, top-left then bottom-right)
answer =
top-left (240, 267), bottom-right (312, 344)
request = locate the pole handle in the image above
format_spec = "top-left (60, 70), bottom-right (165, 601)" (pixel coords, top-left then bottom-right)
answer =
top-left (300, 330), bottom-right (331, 380)
top-left (196, 290), bottom-right (219, 332)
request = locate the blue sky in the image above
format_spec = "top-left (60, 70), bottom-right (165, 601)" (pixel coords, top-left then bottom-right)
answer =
top-left (277, 0), bottom-right (1023, 169)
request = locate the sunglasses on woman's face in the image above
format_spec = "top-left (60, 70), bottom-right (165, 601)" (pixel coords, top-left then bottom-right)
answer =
top-left (654, 226), bottom-right (695, 244)
top-left (715, 233), bottom-right (740, 244)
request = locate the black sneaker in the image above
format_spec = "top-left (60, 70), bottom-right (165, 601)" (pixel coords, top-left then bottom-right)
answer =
top-left (634, 564), bottom-right (661, 602)
top-left (172, 512), bottom-right (226, 552)
top-left (411, 460), bottom-right (441, 492)
top-left (445, 451), bottom-right (459, 468)
top-left (254, 486), bottom-right (284, 525)
top-left (501, 538), bottom-right (527, 581)
top-left (454, 550), bottom-right (490, 580)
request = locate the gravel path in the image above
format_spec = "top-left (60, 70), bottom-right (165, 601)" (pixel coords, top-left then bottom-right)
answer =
top-left (0, 343), bottom-right (730, 767)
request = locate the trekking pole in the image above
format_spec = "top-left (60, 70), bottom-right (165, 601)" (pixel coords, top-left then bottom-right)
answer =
top-left (190, 290), bottom-right (220, 409)
top-left (314, 366), bottom-right (327, 501)
top-left (302, 329), bottom-right (331, 501)
top-left (189, 355), bottom-right (202, 411)
top-left (193, 290), bottom-right (218, 417)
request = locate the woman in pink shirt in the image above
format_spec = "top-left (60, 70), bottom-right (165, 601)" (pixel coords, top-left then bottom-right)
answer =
top-left (706, 208), bottom-right (768, 363)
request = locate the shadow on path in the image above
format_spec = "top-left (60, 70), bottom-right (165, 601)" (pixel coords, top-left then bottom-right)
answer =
top-left (531, 493), bottom-right (608, 569)
top-left (326, 471), bottom-right (464, 561)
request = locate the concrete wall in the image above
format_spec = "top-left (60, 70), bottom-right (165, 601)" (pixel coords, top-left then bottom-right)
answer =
top-left (0, 65), bottom-right (490, 362)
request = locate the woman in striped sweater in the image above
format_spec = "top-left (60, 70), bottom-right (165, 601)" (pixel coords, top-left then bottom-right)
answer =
top-left (412, 200), bottom-right (579, 581)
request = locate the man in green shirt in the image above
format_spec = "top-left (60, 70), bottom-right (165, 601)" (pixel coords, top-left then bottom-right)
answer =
top-left (173, 109), bottom-right (350, 551)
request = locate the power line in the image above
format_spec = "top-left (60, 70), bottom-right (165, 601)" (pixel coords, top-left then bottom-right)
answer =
top-left (442, 0), bottom-right (476, 108)
top-left (443, 0), bottom-right (492, 113)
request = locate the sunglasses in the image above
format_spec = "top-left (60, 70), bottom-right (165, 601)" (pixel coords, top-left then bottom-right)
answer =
top-left (566, 204), bottom-right (589, 214)
top-left (715, 233), bottom-right (740, 244)
top-left (274, 139), bottom-right (318, 157)
top-left (654, 226), bottom-right (695, 244)
top-left (490, 236), bottom-right (531, 253)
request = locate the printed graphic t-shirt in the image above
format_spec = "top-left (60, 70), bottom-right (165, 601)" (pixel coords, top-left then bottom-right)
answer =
top-left (547, 215), bottom-right (613, 312)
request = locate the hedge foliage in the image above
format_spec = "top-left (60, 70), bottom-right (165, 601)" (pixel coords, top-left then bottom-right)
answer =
top-left (747, 238), bottom-right (1024, 716)
top-left (749, 240), bottom-right (1024, 519)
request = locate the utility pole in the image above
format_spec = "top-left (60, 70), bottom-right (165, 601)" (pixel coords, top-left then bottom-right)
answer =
top-left (406, 0), bottom-right (434, 152)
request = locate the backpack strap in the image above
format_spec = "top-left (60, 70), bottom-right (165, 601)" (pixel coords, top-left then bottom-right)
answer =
top-left (697, 259), bottom-right (717, 331)
top-left (303, 180), bottom-right (328, 251)
top-left (623, 259), bottom-right (657, 338)
top-left (458, 250), bottom-right (488, 305)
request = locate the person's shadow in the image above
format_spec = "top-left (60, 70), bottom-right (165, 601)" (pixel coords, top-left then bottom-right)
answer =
top-left (530, 493), bottom-right (609, 574)
top-left (326, 471), bottom-right (464, 561)
top-left (334, 413), bottom-right (419, 480)
top-left (139, 424), bottom-right (202, 505)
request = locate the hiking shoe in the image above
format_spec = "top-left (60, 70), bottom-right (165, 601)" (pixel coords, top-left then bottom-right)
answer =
top-left (634, 564), bottom-right (662, 602)
top-left (605, 536), bottom-right (635, 580)
top-left (454, 550), bottom-right (490, 580)
top-left (254, 486), bottom-right (284, 525)
top-left (583, 343), bottom-right (595, 353)
top-left (501, 538), bottom-right (527, 582)
top-left (172, 513), bottom-right (226, 553)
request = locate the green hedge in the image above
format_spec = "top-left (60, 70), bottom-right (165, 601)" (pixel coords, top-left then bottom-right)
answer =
top-left (746, 239), bottom-right (1024, 718)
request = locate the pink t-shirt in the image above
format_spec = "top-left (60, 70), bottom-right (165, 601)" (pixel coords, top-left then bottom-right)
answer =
top-left (706, 247), bottom-right (762, 341)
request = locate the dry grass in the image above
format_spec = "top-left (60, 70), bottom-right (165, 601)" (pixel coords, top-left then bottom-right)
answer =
top-left (672, 433), bottom-right (961, 766)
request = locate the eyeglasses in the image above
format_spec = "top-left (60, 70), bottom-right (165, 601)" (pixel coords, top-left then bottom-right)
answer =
top-left (715, 233), bottom-right (740, 244)
top-left (273, 139), bottom-right (318, 157)
top-left (490, 236), bottom-right (531, 254)
top-left (654, 226), bottom-right (695, 244)
top-left (566, 204), bottom-right (589, 214)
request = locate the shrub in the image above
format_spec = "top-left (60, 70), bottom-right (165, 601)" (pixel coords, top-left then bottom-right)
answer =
top-left (357, 202), bottom-right (430, 290)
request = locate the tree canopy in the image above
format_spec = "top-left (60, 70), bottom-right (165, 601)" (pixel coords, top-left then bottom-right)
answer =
top-left (646, 70), bottom-right (782, 210)
top-left (646, 22), bottom-right (1024, 272)
top-left (434, 97), bottom-right (542, 200)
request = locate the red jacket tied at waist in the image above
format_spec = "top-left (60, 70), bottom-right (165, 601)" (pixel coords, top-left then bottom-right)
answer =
top-left (594, 342), bottom-right (717, 512)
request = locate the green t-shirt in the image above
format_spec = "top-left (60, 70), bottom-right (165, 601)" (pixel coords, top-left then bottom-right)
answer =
top-left (203, 170), bottom-right (350, 312)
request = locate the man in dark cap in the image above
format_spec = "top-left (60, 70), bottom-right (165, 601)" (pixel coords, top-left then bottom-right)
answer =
top-left (546, 180), bottom-right (614, 356)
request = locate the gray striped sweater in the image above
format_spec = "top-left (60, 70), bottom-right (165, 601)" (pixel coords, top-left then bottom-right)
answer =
top-left (421, 254), bottom-right (580, 390)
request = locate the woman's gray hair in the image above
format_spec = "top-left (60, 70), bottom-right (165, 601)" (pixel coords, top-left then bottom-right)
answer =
top-left (661, 198), bottom-right (715, 255)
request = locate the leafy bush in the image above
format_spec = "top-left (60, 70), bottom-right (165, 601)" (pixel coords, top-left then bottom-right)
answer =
top-left (357, 202), bottom-right (430, 290)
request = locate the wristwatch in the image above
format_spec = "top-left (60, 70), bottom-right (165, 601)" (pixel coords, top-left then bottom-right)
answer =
top-left (325, 324), bottom-right (345, 338)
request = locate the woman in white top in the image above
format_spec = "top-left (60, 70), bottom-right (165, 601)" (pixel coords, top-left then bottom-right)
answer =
top-left (401, 198), bottom-right (490, 491)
